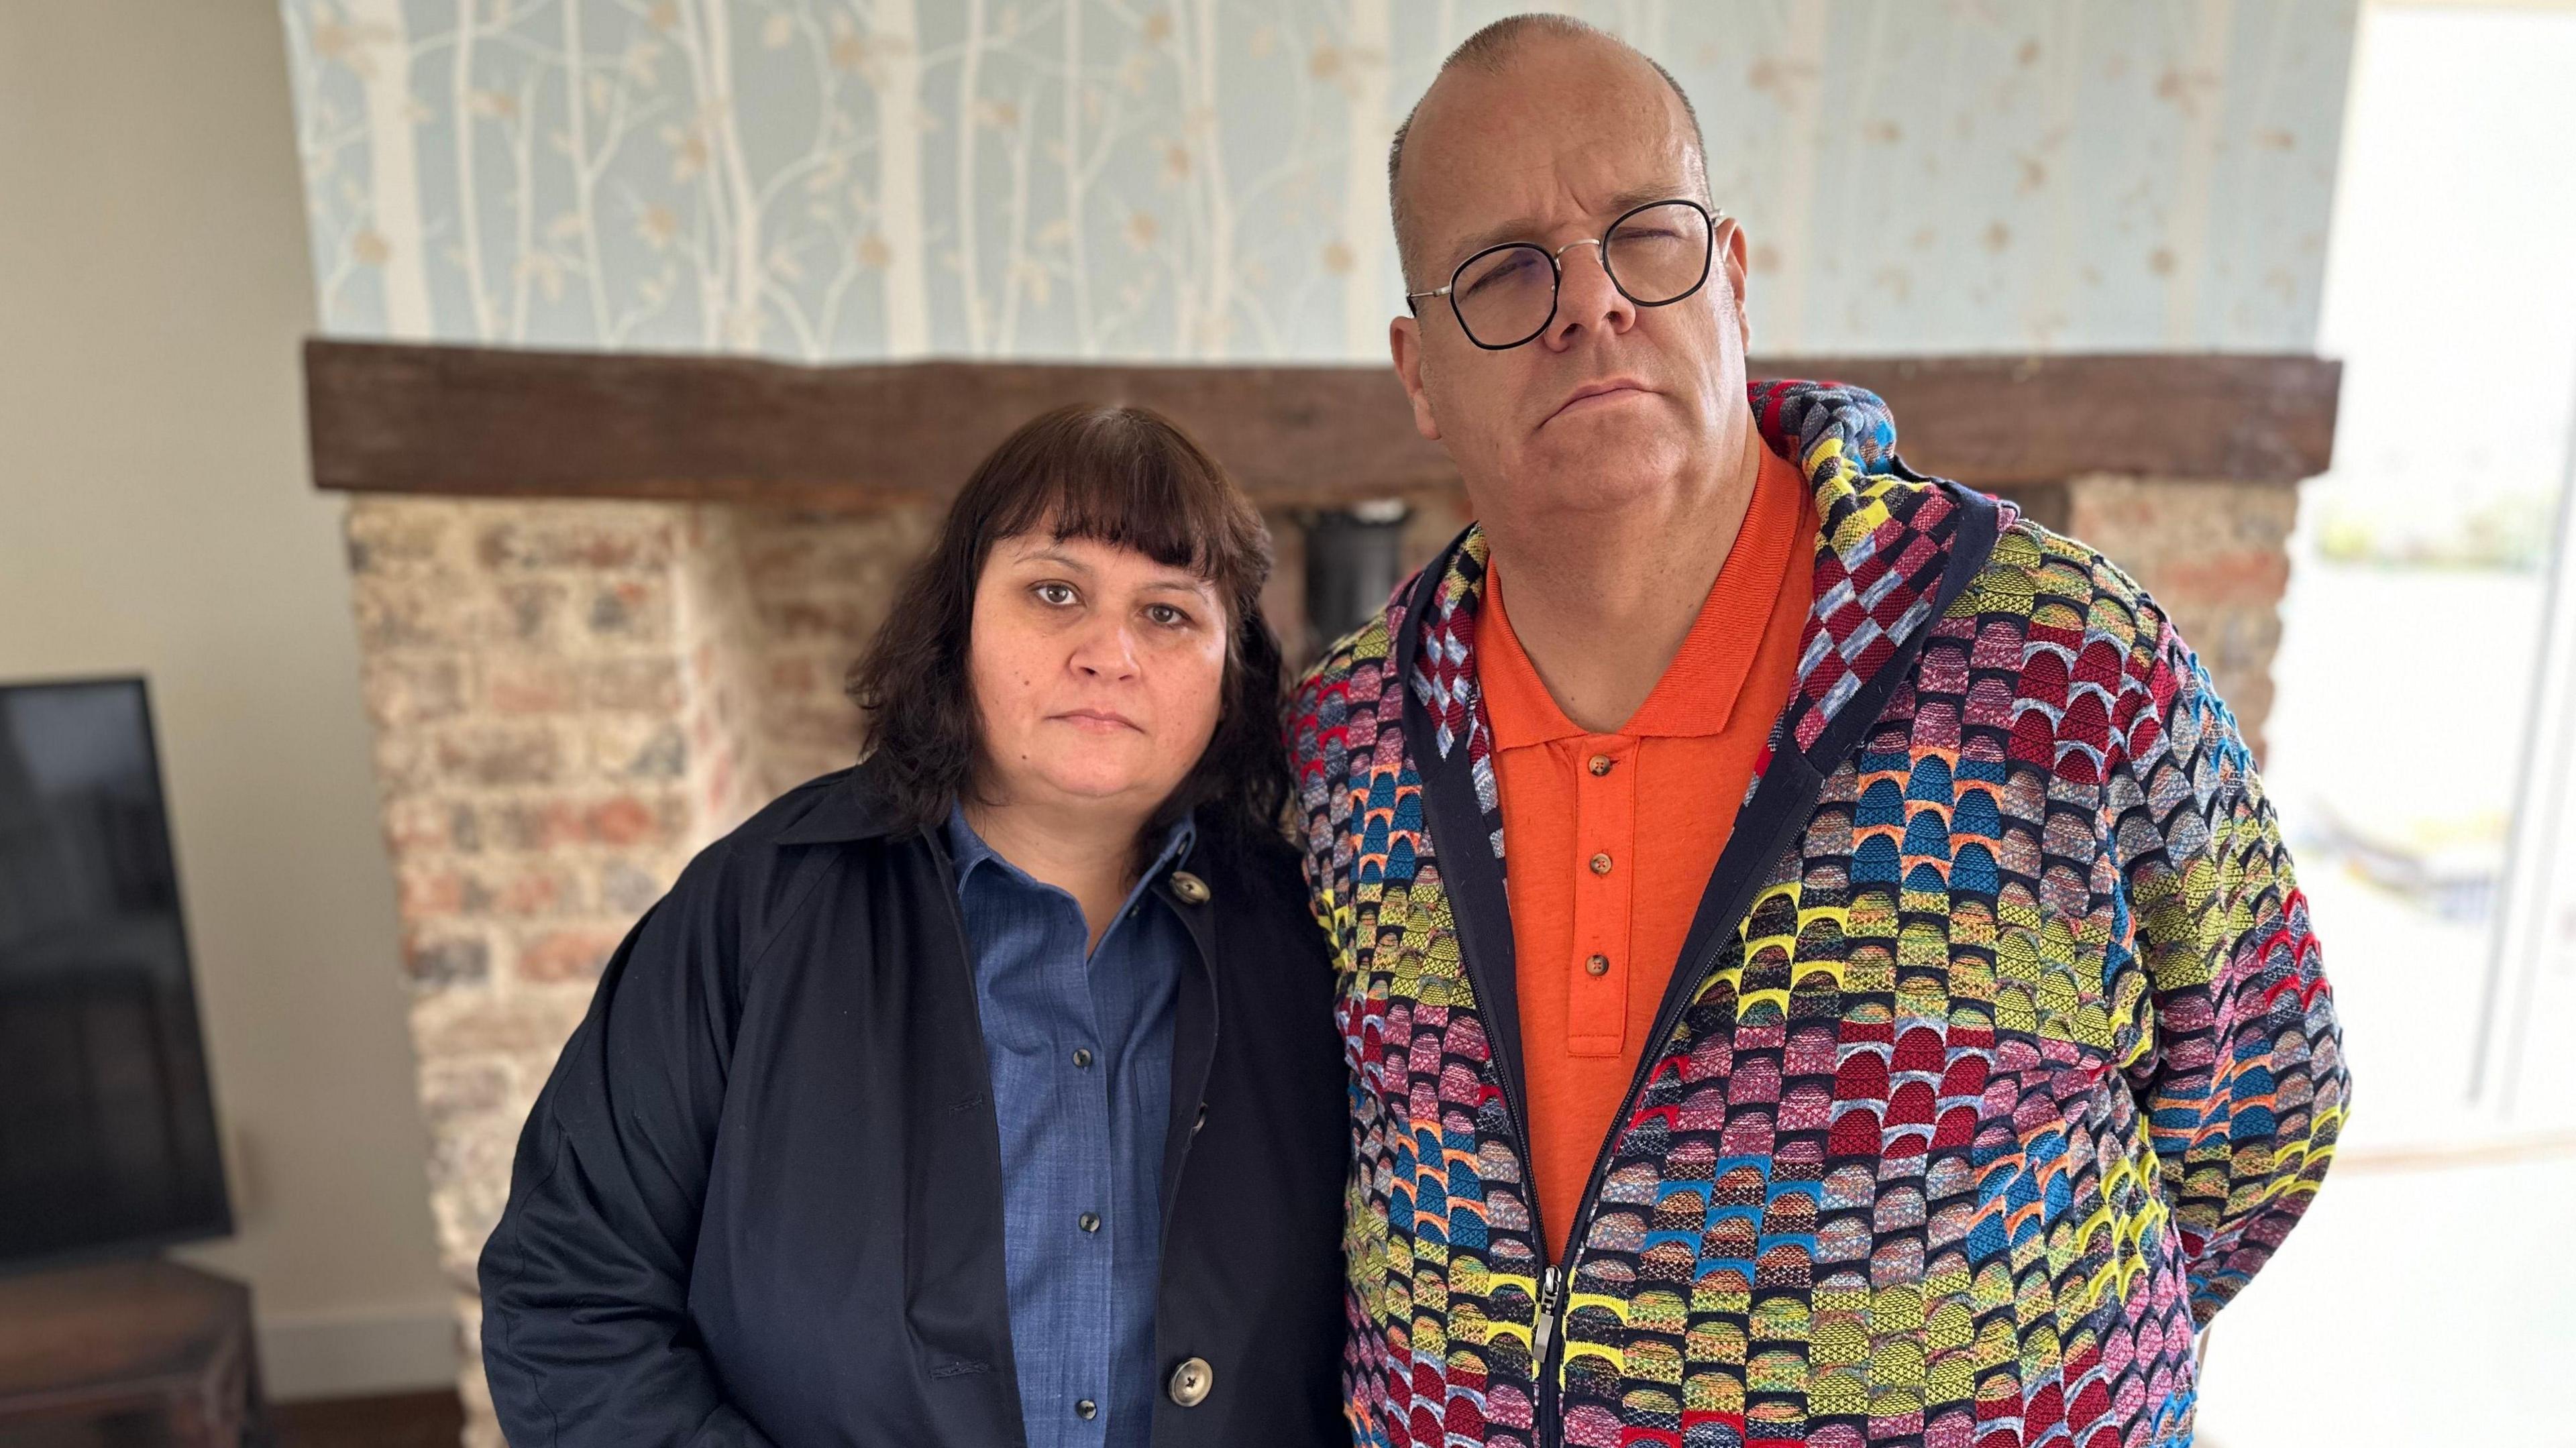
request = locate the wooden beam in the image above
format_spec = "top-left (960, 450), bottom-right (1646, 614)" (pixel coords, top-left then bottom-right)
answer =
top-left (305, 340), bottom-right (2337, 508)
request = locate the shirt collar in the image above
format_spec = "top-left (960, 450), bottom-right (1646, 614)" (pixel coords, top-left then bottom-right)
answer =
top-left (942, 802), bottom-right (1197, 893)
top-left (1479, 439), bottom-right (1811, 746)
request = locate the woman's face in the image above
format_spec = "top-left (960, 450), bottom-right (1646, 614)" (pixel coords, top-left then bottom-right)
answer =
top-left (968, 530), bottom-right (1229, 819)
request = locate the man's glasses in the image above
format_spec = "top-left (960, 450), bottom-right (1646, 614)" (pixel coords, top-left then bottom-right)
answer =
top-left (1405, 198), bottom-right (1719, 351)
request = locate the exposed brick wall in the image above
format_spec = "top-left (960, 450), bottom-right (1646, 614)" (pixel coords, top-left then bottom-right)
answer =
top-left (347, 496), bottom-right (966, 1443)
top-left (340, 476), bottom-right (2288, 1445)
top-left (2063, 476), bottom-right (2300, 762)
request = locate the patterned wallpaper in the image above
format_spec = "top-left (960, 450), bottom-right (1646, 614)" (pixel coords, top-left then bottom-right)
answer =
top-left (279, 0), bottom-right (2359, 361)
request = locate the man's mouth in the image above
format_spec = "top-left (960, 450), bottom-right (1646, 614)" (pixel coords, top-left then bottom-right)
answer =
top-left (1545, 379), bottom-right (1656, 424)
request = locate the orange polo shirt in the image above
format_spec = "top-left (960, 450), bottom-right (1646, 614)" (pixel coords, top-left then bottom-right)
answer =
top-left (1480, 441), bottom-right (1815, 1262)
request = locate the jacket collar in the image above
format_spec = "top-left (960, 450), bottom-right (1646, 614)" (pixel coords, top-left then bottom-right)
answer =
top-left (1397, 378), bottom-right (2005, 775)
top-left (772, 755), bottom-right (908, 844)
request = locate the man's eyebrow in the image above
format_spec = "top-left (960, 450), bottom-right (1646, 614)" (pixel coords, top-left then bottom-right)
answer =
top-left (1442, 183), bottom-right (1693, 268)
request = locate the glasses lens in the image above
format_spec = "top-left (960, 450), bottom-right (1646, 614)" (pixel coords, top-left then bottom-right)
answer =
top-left (1603, 202), bottom-right (1712, 306)
top-left (1451, 244), bottom-right (1556, 347)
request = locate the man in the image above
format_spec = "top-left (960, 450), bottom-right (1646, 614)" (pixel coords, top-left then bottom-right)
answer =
top-left (1288, 16), bottom-right (2347, 1448)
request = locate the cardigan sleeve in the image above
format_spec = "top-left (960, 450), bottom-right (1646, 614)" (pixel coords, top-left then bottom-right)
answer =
top-left (2110, 612), bottom-right (2351, 1325)
top-left (477, 844), bottom-right (781, 1447)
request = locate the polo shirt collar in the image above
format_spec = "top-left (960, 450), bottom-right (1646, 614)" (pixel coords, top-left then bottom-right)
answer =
top-left (1479, 439), bottom-right (1811, 747)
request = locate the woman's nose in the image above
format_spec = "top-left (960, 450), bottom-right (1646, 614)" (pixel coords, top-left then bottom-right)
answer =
top-left (1068, 619), bottom-right (1140, 678)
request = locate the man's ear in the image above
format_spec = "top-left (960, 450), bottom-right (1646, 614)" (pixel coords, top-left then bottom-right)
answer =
top-left (1389, 316), bottom-right (1440, 442)
top-left (1717, 217), bottom-right (1752, 353)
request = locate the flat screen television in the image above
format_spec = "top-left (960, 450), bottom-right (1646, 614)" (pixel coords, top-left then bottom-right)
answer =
top-left (0, 676), bottom-right (231, 1270)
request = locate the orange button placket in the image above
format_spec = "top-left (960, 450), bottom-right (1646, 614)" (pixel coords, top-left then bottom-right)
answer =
top-left (1564, 734), bottom-right (1637, 1056)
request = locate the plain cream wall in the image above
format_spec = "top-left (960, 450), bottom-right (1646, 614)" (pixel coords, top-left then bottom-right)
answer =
top-left (0, 0), bottom-right (453, 1398)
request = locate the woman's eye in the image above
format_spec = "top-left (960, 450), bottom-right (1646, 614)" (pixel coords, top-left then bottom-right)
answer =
top-left (1032, 581), bottom-right (1078, 606)
top-left (1146, 603), bottom-right (1192, 628)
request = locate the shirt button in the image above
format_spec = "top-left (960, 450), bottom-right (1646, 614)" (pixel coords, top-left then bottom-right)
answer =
top-left (1588, 754), bottom-right (1614, 776)
top-left (1075, 1398), bottom-right (1097, 1420)
top-left (1073, 1047), bottom-right (1094, 1068)
top-left (1589, 852), bottom-right (1613, 876)
top-left (1079, 1211), bottom-right (1101, 1233)
top-left (1586, 953), bottom-right (1611, 977)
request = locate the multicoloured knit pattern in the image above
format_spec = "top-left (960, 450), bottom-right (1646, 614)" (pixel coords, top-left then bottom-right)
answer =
top-left (1289, 381), bottom-right (2347, 1448)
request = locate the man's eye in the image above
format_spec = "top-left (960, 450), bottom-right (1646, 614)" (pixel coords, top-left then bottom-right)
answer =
top-left (1033, 581), bottom-right (1078, 606)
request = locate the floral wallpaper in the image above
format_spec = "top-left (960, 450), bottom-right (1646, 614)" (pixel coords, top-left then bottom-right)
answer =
top-left (280, 0), bottom-right (2359, 361)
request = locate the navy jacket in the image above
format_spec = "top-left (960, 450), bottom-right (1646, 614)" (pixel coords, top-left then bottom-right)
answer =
top-left (478, 762), bottom-right (1348, 1447)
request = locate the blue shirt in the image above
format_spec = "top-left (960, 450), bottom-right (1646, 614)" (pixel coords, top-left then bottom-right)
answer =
top-left (941, 805), bottom-right (1197, 1448)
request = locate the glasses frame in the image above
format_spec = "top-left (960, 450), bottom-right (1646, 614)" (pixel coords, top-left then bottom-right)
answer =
top-left (1405, 197), bottom-right (1722, 351)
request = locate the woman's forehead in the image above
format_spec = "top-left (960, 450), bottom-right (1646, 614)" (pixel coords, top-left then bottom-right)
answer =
top-left (995, 531), bottom-right (1216, 591)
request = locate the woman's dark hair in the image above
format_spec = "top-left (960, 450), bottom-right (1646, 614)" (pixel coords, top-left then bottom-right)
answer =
top-left (847, 403), bottom-right (1288, 861)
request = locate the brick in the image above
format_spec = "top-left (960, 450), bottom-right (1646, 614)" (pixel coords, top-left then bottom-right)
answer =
top-left (436, 723), bottom-right (564, 788)
top-left (598, 858), bottom-right (668, 917)
top-left (586, 577), bottom-right (673, 644)
top-left (398, 865), bottom-right (468, 919)
top-left (460, 863), bottom-right (583, 918)
top-left (417, 1058), bottom-right (511, 1127)
top-left (765, 655), bottom-right (822, 693)
top-left (757, 596), bottom-right (873, 641)
top-left (350, 579), bottom-right (470, 652)
top-left (345, 502), bottom-right (459, 577)
top-left (590, 718), bottom-right (688, 781)
top-left (425, 1111), bottom-right (516, 1284)
top-left (381, 796), bottom-right (452, 854)
top-left (483, 656), bottom-right (584, 714)
top-left (361, 655), bottom-right (470, 726)
top-left (402, 932), bottom-right (490, 989)
top-left (475, 511), bottom-right (678, 572)
top-left (370, 730), bottom-right (439, 799)
top-left (586, 793), bottom-right (679, 847)
top-left (494, 579), bottom-right (572, 647)
top-left (515, 925), bottom-right (631, 984)
top-left (409, 983), bottom-right (590, 1058)
top-left (587, 656), bottom-right (684, 712)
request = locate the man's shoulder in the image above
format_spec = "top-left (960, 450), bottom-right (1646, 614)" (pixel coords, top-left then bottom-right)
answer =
top-left (1957, 510), bottom-right (2178, 665)
top-left (1289, 594), bottom-right (1407, 729)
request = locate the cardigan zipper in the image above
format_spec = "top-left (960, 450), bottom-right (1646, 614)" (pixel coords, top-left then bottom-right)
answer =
top-left (1529, 757), bottom-right (1823, 1448)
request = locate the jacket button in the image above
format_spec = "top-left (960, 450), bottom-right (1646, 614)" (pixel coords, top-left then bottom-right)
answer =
top-left (1079, 1212), bottom-right (1100, 1233)
top-left (1075, 1399), bottom-right (1097, 1420)
top-left (1167, 1357), bottom-right (1213, 1408)
top-left (1169, 870), bottom-right (1210, 904)
top-left (1585, 953), bottom-right (1611, 977)
top-left (1589, 852), bottom-right (1613, 875)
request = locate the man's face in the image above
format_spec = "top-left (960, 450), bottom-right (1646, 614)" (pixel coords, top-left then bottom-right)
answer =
top-left (1390, 38), bottom-right (1752, 525)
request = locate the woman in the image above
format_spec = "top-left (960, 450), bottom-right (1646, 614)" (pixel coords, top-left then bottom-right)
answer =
top-left (478, 405), bottom-right (1346, 1447)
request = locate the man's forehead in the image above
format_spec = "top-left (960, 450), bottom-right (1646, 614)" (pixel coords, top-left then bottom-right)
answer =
top-left (1404, 47), bottom-right (1701, 253)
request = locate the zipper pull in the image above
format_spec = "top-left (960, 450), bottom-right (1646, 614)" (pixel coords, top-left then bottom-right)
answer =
top-left (1531, 1264), bottom-right (1564, 1361)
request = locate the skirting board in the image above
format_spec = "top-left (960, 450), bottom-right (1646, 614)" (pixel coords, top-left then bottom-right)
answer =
top-left (259, 1302), bottom-right (460, 1402)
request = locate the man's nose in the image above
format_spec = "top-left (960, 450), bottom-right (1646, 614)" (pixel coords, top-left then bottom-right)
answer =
top-left (1542, 239), bottom-right (1633, 350)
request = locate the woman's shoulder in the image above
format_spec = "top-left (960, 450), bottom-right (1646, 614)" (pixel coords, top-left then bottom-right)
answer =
top-left (649, 767), bottom-right (905, 939)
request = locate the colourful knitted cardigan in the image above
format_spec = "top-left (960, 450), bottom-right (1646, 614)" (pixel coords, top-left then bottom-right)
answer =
top-left (1287, 381), bottom-right (2348, 1448)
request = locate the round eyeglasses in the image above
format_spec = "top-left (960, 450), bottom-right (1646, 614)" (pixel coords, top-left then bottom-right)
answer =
top-left (1405, 199), bottom-right (1719, 351)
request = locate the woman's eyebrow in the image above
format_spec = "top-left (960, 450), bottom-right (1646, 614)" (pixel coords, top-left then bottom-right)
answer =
top-left (1012, 547), bottom-right (1095, 574)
